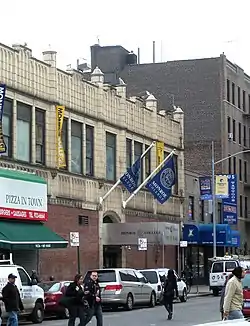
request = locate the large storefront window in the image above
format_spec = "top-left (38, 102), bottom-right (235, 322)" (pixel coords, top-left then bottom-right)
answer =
top-left (16, 102), bottom-right (31, 162)
top-left (106, 132), bottom-right (116, 181)
top-left (71, 120), bottom-right (83, 174)
top-left (2, 99), bottom-right (12, 157)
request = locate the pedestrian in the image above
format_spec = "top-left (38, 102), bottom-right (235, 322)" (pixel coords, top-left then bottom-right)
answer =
top-left (223, 266), bottom-right (246, 320)
top-left (220, 273), bottom-right (233, 319)
top-left (2, 273), bottom-right (24, 326)
top-left (65, 274), bottom-right (86, 326)
top-left (163, 269), bottom-right (178, 320)
top-left (0, 302), bottom-right (2, 326)
top-left (83, 271), bottom-right (103, 326)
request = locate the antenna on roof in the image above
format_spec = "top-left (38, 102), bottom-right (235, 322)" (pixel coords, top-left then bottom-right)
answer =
top-left (97, 36), bottom-right (100, 45)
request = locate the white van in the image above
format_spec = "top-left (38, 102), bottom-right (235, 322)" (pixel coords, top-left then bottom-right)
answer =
top-left (0, 259), bottom-right (44, 323)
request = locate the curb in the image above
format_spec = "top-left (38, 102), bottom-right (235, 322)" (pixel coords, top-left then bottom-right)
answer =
top-left (188, 293), bottom-right (212, 298)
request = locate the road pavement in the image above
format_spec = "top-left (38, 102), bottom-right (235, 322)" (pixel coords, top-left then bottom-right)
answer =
top-left (41, 296), bottom-right (220, 326)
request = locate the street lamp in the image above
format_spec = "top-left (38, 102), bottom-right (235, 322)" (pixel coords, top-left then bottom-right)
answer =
top-left (211, 141), bottom-right (250, 257)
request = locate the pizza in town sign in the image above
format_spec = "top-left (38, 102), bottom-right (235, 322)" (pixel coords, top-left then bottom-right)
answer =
top-left (0, 171), bottom-right (48, 221)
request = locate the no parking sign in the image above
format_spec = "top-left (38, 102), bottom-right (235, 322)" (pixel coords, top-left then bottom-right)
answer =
top-left (138, 238), bottom-right (147, 251)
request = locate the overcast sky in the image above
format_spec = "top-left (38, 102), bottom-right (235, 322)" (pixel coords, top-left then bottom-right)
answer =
top-left (2, 0), bottom-right (250, 73)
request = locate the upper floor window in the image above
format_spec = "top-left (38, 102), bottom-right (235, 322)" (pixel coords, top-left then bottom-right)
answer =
top-left (188, 196), bottom-right (194, 220)
top-left (2, 99), bottom-right (12, 158)
top-left (232, 83), bottom-right (235, 105)
top-left (35, 109), bottom-right (45, 164)
top-left (244, 125), bottom-right (247, 147)
top-left (71, 120), bottom-right (83, 174)
top-left (16, 102), bottom-right (31, 162)
top-left (239, 122), bottom-right (242, 145)
top-left (227, 79), bottom-right (230, 102)
top-left (61, 118), bottom-right (68, 169)
top-left (238, 86), bottom-right (241, 108)
top-left (243, 90), bottom-right (246, 111)
top-left (239, 158), bottom-right (242, 181)
top-left (173, 154), bottom-right (179, 195)
top-left (106, 132), bottom-right (116, 181)
top-left (145, 144), bottom-right (151, 178)
top-left (228, 154), bottom-right (231, 174)
top-left (227, 116), bottom-right (231, 134)
top-left (86, 125), bottom-right (94, 176)
top-left (134, 141), bottom-right (143, 184)
top-left (232, 119), bottom-right (236, 141)
top-left (126, 138), bottom-right (132, 169)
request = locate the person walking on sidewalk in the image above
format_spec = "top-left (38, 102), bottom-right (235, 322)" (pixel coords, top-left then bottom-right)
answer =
top-left (220, 273), bottom-right (233, 320)
top-left (2, 273), bottom-right (24, 326)
top-left (163, 269), bottom-right (178, 320)
top-left (223, 266), bottom-right (245, 320)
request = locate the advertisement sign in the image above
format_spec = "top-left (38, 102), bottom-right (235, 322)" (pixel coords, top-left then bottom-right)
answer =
top-left (199, 177), bottom-right (212, 200)
top-left (56, 106), bottom-right (66, 168)
top-left (70, 232), bottom-right (80, 247)
top-left (0, 176), bottom-right (48, 221)
top-left (222, 174), bottom-right (237, 225)
top-left (215, 175), bottom-right (229, 198)
top-left (146, 156), bottom-right (175, 204)
top-left (0, 84), bottom-right (7, 154)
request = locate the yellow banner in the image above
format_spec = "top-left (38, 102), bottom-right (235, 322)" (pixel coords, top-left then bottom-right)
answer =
top-left (56, 106), bottom-right (66, 168)
top-left (215, 175), bottom-right (228, 197)
top-left (156, 141), bottom-right (164, 166)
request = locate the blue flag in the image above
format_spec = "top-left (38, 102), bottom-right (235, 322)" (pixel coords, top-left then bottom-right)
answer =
top-left (146, 156), bottom-right (176, 204)
top-left (120, 157), bottom-right (141, 193)
top-left (0, 84), bottom-right (7, 154)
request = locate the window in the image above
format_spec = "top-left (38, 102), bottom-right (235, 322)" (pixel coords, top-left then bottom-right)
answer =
top-left (211, 262), bottom-right (223, 273)
top-left (106, 132), bottom-right (116, 181)
top-left (35, 109), bottom-right (45, 164)
top-left (232, 119), bottom-right (236, 141)
top-left (232, 83), bottom-right (235, 105)
top-left (228, 154), bottom-right (232, 174)
top-left (227, 116), bottom-right (231, 133)
top-left (239, 159), bottom-right (242, 181)
top-left (16, 102), bottom-right (31, 162)
top-left (249, 95), bottom-right (250, 113)
top-left (140, 271), bottom-right (158, 284)
top-left (227, 79), bottom-right (230, 102)
top-left (135, 271), bottom-right (146, 283)
top-left (239, 122), bottom-right (242, 145)
top-left (225, 261), bottom-right (237, 272)
top-left (61, 118), bottom-right (68, 169)
top-left (245, 197), bottom-right (248, 219)
top-left (71, 120), bottom-right (83, 174)
top-left (188, 196), bottom-right (194, 220)
top-left (2, 99), bottom-right (12, 157)
top-left (244, 161), bottom-right (247, 183)
top-left (240, 195), bottom-right (243, 217)
top-left (126, 138), bottom-right (132, 169)
top-left (85, 270), bottom-right (116, 283)
top-left (233, 157), bottom-right (236, 174)
top-left (238, 86), bottom-right (241, 108)
top-left (17, 268), bottom-right (30, 286)
top-left (243, 90), bottom-right (246, 111)
top-left (134, 141), bottom-right (143, 184)
top-left (242, 273), bottom-right (250, 289)
top-left (145, 144), bottom-right (151, 178)
top-left (244, 125), bottom-right (247, 147)
top-left (200, 200), bottom-right (205, 222)
top-left (86, 125), bottom-right (94, 176)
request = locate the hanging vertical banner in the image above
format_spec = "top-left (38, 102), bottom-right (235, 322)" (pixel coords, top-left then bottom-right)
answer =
top-left (199, 177), bottom-right (212, 200)
top-left (120, 157), bottom-right (142, 193)
top-left (56, 106), bottom-right (66, 168)
top-left (156, 141), bottom-right (164, 166)
top-left (0, 84), bottom-right (7, 154)
top-left (215, 175), bottom-right (229, 198)
top-left (222, 174), bottom-right (238, 225)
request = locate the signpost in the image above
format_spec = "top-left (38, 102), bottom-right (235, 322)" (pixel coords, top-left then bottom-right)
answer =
top-left (70, 232), bottom-right (80, 273)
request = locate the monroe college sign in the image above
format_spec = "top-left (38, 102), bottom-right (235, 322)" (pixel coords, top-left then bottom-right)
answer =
top-left (0, 175), bottom-right (48, 221)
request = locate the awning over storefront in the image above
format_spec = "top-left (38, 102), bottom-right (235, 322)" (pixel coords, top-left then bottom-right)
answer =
top-left (0, 220), bottom-right (68, 250)
top-left (183, 223), bottom-right (238, 247)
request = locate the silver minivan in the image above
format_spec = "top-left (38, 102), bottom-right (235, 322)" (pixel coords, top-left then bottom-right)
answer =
top-left (84, 268), bottom-right (156, 310)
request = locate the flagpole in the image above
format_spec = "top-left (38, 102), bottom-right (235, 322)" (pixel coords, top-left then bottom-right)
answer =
top-left (99, 141), bottom-right (156, 205)
top-left (122, 149), bottom-right (176, 209)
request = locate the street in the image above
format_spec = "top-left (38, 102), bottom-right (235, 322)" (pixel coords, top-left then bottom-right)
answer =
top-left (41, 296), bottom-right (220, 326)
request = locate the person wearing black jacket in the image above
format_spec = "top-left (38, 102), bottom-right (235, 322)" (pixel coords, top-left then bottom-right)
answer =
top-left (83, 271), bottom-right (102, 326)
top-left (2, 273), bottom-right (24, 326)
top-left (65, 274), bottom-right (86, 326)
top-left (163, 269), bottom-right (178, 320)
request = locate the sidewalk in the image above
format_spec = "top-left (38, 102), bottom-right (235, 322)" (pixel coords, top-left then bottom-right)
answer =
top-left (188, 285), bottom-right (212, 298)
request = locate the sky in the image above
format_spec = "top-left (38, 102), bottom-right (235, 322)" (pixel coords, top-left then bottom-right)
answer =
top-left (2, 0), bottom-right (250, 73)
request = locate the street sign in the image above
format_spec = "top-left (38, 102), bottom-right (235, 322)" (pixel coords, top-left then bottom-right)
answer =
top-left (70, 232), bottom-right (79, 247)
top-left (138, 238), bottom-right (147, 251)
top-left (180, 240), bottom-right (188, 247)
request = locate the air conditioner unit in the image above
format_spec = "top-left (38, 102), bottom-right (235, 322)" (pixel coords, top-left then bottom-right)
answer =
top-left (228, 133), bottom-right (233, 140)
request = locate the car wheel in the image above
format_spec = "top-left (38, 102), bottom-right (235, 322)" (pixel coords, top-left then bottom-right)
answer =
top-left (149, 292), bottom-right (156, 307)
top-left (213, 289), bottom-right (219, 296)
top-left (31, 302), bottom-right (44, 324)
top-left (125, 293), bottom-right (133, 311)
top-left (180, 289), bottom-right (187, 302)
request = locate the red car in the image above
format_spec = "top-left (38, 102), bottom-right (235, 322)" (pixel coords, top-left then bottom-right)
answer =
top-left (39, 281), bottom-right (71, 319)
top-left (242, 270), bottom-right (250, 316)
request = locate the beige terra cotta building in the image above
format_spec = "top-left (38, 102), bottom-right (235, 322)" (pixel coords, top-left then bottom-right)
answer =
top-left (0, 42), bottom-right (184, 279)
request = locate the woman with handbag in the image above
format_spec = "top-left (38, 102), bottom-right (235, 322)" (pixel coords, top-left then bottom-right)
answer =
top-left (163, 269), bottom-right (178, 320)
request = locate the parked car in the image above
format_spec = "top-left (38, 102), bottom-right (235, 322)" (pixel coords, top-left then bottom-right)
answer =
top-left (38, 281), bottom-right (71, 319)
top-left (139, 268), bottom-right (187, 303)
top-left (84, 268), bottom-right (156, 310)
top-left (242, 269), bottom-right (250, 317)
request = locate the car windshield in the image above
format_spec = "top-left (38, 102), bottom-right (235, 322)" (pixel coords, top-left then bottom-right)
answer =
top-left (140, 271), bottom-right (158, 284)
top-left (85, 270), bottom-right (116, 283)
top-left (39, 282), bottom-right (60, 292)
top-left (242, 273), bottom-right (250, 289)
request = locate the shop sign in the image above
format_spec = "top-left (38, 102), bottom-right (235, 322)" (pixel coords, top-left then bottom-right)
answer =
top-left (0, 177), bottom-right (48, 221)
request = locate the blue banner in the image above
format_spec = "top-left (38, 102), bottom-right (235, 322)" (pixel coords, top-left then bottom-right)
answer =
top-left (120, 157), bottom-right (141, 193)
top-left (146, 156), bottom-right (175, 204)
top-left (0, 84), bottom-right (7, 154)
top-left (199, 177), bottom-right (212, 200)
top-left (222, 174), bottom-right (237, 225)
